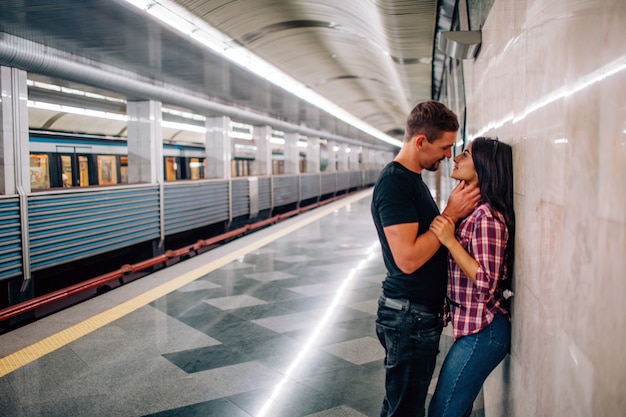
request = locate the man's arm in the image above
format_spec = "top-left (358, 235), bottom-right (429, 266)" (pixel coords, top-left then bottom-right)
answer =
top-left (383, 181), bottom-right (480, 275)
top-left (384, 222), bottom-right (441, 274)
top-left (442, 181), bottom-right (480, 222)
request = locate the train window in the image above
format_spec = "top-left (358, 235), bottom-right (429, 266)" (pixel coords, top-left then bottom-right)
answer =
top-left (231, 158), bottom-right (251, 177)
top-left (119, 156), bottom-right (128, 183)
top-left (165, 157), bottom-right (177, 181)
top-left (272, 159), bottom-right (284, 175)
top-left (190, 158), bottom-right (201, 180)
top-left (60, 155), bottom-right (72, 187)
top-left (30, 154), bottom-right (50, 190)
top-left (78, 156), bottom-right (89, 186)
top-left (97, 155), bottom-right (117, 185)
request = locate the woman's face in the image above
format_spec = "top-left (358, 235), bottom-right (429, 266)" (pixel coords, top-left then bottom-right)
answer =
top-left (451, 142), bottom-right (478, 185)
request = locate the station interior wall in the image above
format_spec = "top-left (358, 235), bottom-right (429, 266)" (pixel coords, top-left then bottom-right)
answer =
top-left (438, 0), bottom-right (626, 416)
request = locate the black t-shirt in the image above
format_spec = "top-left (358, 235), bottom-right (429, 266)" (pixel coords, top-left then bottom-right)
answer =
top-left (370, 161), bottom-right (448, 310)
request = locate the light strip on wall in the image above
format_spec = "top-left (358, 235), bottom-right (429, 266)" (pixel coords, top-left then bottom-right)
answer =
top-left (122, 0), bottom-right (402, 148)
top-left (471, 55), bottom-right (626, 139)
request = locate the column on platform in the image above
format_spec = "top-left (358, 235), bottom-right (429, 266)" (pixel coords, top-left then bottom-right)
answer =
top-left (337, 143), bottom-right (349, 172)
top-left (126, 100), bottom-right (163, 184)
top-left (283, 132), bottom-right (299, 175)
top-left (0, 66), bottom-right (29, 194)
top-left (349, 145), bottom-right (360, 171)
top-left (251, 125), bottom-right (272, 177)
top-left (205, 116), bottom-right (231, 179)
top-left (326, 140), bottom-right (336, 172)
top-left (305, 137), bottom-right (320, 173)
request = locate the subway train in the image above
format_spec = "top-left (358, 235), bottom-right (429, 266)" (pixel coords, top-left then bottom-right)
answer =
top-left (27, 131), bottom-right (332, 190)
top-left (29, 131), bottom-right (236, 190)
top-left (1, 131), bottom-right (376, 322)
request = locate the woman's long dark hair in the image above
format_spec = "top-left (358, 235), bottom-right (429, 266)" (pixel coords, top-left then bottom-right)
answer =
top-left (471, 137), bottom-right (515, 278)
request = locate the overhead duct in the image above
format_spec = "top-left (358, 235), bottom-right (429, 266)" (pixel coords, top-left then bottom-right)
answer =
top-left (0, 34), bottom-right (391, 150)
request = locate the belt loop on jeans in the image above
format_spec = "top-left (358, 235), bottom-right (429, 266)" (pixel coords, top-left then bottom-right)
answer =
top-left (446, 296), bottom-right (463, 309)
top-left (379, 295), bottom-right (440, 316)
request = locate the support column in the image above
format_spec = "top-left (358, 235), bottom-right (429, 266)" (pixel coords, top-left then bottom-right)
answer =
top-left (337, 144), bottom-right (349, 172)
top-left (306, 137), bottom-right (320, 173)
top-left (283, 132), bottom-right (299, 175)
top-left (361, 148), bottom-right (371, 170)
top-left (349, 146), bottom-right (361, 171)
top-left (326, 140), bottom-right (337, 172)
top-left (252, 125), bottom-right (272, 177)
top-left (205, 116), bottom-right (231, 179)
top-left (127, 100), bottom-right (163, 184)
top-left (0, 66), bottom-right (29, 195)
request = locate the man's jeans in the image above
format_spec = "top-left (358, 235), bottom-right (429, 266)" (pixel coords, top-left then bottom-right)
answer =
top-left (376, 296), bottom-right (443, 417)
top-left (428, 313), bottom-right (511, 417)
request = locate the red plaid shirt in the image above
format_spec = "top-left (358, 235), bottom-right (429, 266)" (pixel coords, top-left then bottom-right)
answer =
top-left (446, 202), bottom-right (510, 340)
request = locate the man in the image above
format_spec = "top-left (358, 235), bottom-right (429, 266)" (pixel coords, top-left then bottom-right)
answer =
top-left (371, 101), bottom-right (480, 417)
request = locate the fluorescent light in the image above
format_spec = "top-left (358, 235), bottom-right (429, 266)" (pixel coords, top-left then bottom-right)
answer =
top-left (29, 100), bottom-right (127, 121)
top-left (162, 107), bottom-right (206, 121)
top-left (29, 100), bottom-right (207, 133)
top-left (161, 120), bottom-right (205, 132)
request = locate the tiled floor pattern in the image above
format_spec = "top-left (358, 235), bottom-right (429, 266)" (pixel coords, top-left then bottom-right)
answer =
top-left (0, 195), bottom-right (484, 417)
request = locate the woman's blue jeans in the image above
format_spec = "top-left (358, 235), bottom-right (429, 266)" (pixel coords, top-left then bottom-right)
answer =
top-left (428, 313), bottom-right (510, 417)
top-left (376, 296), bottom-right (443, 417)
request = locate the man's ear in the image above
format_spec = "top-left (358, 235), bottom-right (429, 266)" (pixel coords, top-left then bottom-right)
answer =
top-left (414, 135), bottom-right (426, 150)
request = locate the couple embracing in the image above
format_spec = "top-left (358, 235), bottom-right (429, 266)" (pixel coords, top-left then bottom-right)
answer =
top-left (371, 101), bottom-right (515, 417)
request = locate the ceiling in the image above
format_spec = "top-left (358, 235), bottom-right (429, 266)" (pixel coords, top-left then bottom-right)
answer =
top-left (0, 0), bottom-right (444, 150)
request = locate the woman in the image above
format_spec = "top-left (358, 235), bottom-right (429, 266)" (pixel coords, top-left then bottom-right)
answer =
top-left (428, 137), bottom-right (515, 417)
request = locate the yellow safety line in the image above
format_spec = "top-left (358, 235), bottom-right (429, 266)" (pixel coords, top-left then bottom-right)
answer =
top-left (0, 190), bottom-right (372, 378)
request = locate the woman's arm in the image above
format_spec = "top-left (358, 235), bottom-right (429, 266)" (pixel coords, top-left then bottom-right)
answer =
top-left (431, 211), bottom-right (509, 299)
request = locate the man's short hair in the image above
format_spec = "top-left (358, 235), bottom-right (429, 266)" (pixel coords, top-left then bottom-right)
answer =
top-left (404, 101), bottom-right (459, 143)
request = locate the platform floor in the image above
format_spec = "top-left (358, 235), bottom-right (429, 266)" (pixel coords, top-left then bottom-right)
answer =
top-left (0, 189), bottom-right (481, 417)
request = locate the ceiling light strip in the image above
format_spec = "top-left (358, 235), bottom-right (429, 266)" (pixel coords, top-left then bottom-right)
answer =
top-left (123, 0), bottom-right (402, 148)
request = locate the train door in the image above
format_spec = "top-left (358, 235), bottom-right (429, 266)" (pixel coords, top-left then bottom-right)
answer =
top-left (78, 155), bottom-right (90, 186)
top-left (57, 152), bottom-right (90, 188)
top-left (58, 155), bottom-right (75, 187)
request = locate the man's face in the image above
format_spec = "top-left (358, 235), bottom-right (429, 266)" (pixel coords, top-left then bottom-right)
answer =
top-left (417, 131), bottom-right (456, 171)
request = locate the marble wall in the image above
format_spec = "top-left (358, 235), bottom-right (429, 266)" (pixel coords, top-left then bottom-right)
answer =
top-left (441, 0), bottom-right (626, 415)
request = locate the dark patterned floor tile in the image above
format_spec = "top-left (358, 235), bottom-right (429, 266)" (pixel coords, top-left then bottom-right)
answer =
top-left (300, 364), bottom-right (386, 407)
top-left (178, 311), bottom-right (281, 343)
top-left (162, 344), bottom-right (251, 373)
top-left (226, 380), bottom-right (341, 417)
top-left (260, 349), bottom-right (356, 381)
top-left (233, 333), bottom-right (304, 359)
top-left (142, 398), bottom-right (251, 417)
top-left (227, 303), bottom-right (294, 321)
top-left (150, 291), bottom-right (219, 318)
top-left (272, 295), bottom-right (339, 312)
